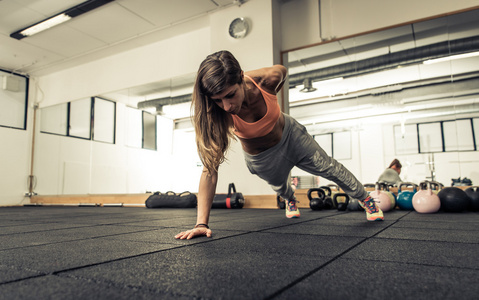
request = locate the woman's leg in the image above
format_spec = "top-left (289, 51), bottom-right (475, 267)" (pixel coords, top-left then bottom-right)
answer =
top-left (243, 115), bottom-right (300, 217)
top-left (284, 115), bottom-right (383, 221)
top-left (282, 115), bottom-right (367, 200)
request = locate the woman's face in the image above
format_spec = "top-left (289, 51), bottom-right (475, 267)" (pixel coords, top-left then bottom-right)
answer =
top-left (209, 83), bottom-right (245, 115)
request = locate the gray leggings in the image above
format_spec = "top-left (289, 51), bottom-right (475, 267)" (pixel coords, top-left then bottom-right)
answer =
top-left (243, 114), bottom-right (368, 201)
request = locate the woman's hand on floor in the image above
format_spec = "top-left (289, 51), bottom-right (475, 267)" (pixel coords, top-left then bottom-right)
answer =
top-left (175, 227), bottom-right (212, 240)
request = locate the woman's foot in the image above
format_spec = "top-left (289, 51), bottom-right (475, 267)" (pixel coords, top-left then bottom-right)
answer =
top-left (286, 196), bottom-right (300, 218)
top-left (358, 196), bottom-right (384, 221)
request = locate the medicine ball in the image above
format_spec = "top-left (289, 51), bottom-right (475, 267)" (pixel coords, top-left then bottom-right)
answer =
top-left (437, 187), bottom-right (470, 212)
top-left (464, 187), bottom-right (479, 211)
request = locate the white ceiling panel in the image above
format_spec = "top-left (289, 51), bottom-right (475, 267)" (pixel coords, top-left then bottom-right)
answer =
top-left (13, 0), bottom-right (85, 15)
top-left (0, 34), bottom-right (64, 72)
top-left (214, 0), bottom-right (235, 5)
top-left (67, 3), bottom-right (156, 44)
top-left (0, 0), bottom-right (235, 76)
top-left (24, 25), bottom-right (107, 57)
top-left (117, 0), bottom-right (218, 27)
top-left (0, 1), bottom-right (42, 34)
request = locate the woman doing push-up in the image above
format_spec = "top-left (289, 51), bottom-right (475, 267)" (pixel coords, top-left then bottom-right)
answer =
top-left (175, 50), bottom-right (383, 240)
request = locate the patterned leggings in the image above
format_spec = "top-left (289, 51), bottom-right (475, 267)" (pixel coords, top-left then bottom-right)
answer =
top-left (243, 113), bottom-right (369, 201)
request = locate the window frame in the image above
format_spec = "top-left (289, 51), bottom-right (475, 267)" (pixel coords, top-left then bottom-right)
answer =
top-left (0, 69), bottom-right (29, 130)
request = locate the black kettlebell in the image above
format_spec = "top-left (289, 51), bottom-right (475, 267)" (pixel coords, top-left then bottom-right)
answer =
top-left (333, 193), bottom-right (350, 211)
top-left (319, 186), bottom-right (334, 209)
top-left (307, 188), bottom-right (326, 210)
top-left (465, 186), bottom-right (479, 211)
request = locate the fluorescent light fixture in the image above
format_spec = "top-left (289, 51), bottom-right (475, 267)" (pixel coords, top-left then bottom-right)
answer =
top-left (10, 0), bottom-right (114, 40)
top-left (423, 51), bottom-right (479, 64)
top-left (20, 13), bottom-right (72, 37)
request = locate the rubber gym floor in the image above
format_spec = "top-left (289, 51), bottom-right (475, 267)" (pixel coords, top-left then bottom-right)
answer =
top-left (0, 206), bottom-right (478, 300)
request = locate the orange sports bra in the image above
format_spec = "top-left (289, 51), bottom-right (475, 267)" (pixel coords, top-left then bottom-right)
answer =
top-left (231, 75), bottom-right (281, 139)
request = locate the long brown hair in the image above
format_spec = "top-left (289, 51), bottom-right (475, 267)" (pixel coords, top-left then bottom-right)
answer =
top-left (192, 51), bottom-right (243, 174)
top-left (388, 159), bottom-right (402, 169)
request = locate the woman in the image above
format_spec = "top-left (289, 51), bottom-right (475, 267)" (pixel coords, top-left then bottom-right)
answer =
top-left (175, 51), bottom-right (383, 240)
top-left (378, 159), bottom-right (403, 186)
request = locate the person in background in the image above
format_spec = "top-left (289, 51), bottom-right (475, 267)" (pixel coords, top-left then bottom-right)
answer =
top-left (291, 176), bottom-right (300, 191)
top-left (175, 50), bottom-right (383, 240)
top-left (378, 159), bottom-right (402, 186)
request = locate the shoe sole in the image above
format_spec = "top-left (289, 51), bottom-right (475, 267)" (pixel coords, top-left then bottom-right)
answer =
top-left (286, 211), bottom-right (300, 218)
top-left (367, 217), bottom-right (384, 221)
top-left (286, 215), bottom-right (300, 218)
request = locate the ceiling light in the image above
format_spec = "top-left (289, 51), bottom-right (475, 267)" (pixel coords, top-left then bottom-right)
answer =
top-left (20, 13), bottom-right (72, 37)
top-left (423, 51), bottom-right (479, 64)
top-left (10, 0), bottom-right (114, 40)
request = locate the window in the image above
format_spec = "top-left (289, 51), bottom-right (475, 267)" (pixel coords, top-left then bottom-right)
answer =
top-left (314, 131), bottom-right (351, 159)
top-left (125, 107), bottom-right (142, 148)
top-left (418, 123), bottom-right (443, 153)
top-left (333, 131), bottom-right (351, 160)
top-left (40, 103), bottom-right (68, 135)
top-left (93, 97), bottom-right (115, 144)
top-left (0, 70), bottom-right (28, 130)
top-left (314, 134), bottom-right (332, 156)
top-left (39, 97), bottom-right (116, 144)
top-left (394, 124), bottom-right (419, 154)
top-left (443, 119), bottom-right (474, 151)
top-left (474, 118), bottom-right (479, 150)
top-left (69, 98), bottom-right (92, 139)
top-left (142, 111), bottom-right (157, 150)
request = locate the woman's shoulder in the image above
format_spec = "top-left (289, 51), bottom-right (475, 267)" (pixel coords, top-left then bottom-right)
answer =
top-left (245, 65), bottom-right (287, 94)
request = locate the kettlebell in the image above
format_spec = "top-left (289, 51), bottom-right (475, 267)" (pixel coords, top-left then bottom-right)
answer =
top-left (369, 182), bottom-right (393, 212)
top-left (412, 181), bottom-right (441, 213)
top-left (382, 182), bottom-right (397, 209)
top-left (465, 186), bottom-right (479, 211)
top-left (333, 193), bottom-right (350, 211)
top-left (319, 186), bottom-right (334, 209)
top-left (307, 188), bottom-right (326, 210)
top-left (387, 184), bottom-right (398, 207)
top-left (328, 184), bottom-right (341, 204)
top-left (430, 181), bottom-right (443, 194)
top-left (396, 182), bottom-right (418, 210)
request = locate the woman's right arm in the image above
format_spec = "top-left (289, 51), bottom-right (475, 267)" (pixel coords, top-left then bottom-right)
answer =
top-left (174, 167), bottom-right (217, 239)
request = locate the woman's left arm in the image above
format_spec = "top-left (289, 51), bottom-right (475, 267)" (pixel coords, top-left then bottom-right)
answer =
top-left (271, 65), bottom-right (288, 94)
top-left (245, 65), bottom-right (288, 94)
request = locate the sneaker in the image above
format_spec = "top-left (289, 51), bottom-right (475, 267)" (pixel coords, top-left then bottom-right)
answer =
top-left (358, 195), bottom-right (384, 221)
top-left (286, 196), bottom-right (300, 218)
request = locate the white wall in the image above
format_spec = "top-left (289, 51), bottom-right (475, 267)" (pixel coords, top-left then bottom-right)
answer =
top-left (281, 0), bottom-right (479, 51)
top-left (33, 103), bottom-right (175, 196)
top-left (0, 116), bottom-right (32, 205)
top-left (37, 25), bottom-right (211, 108)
